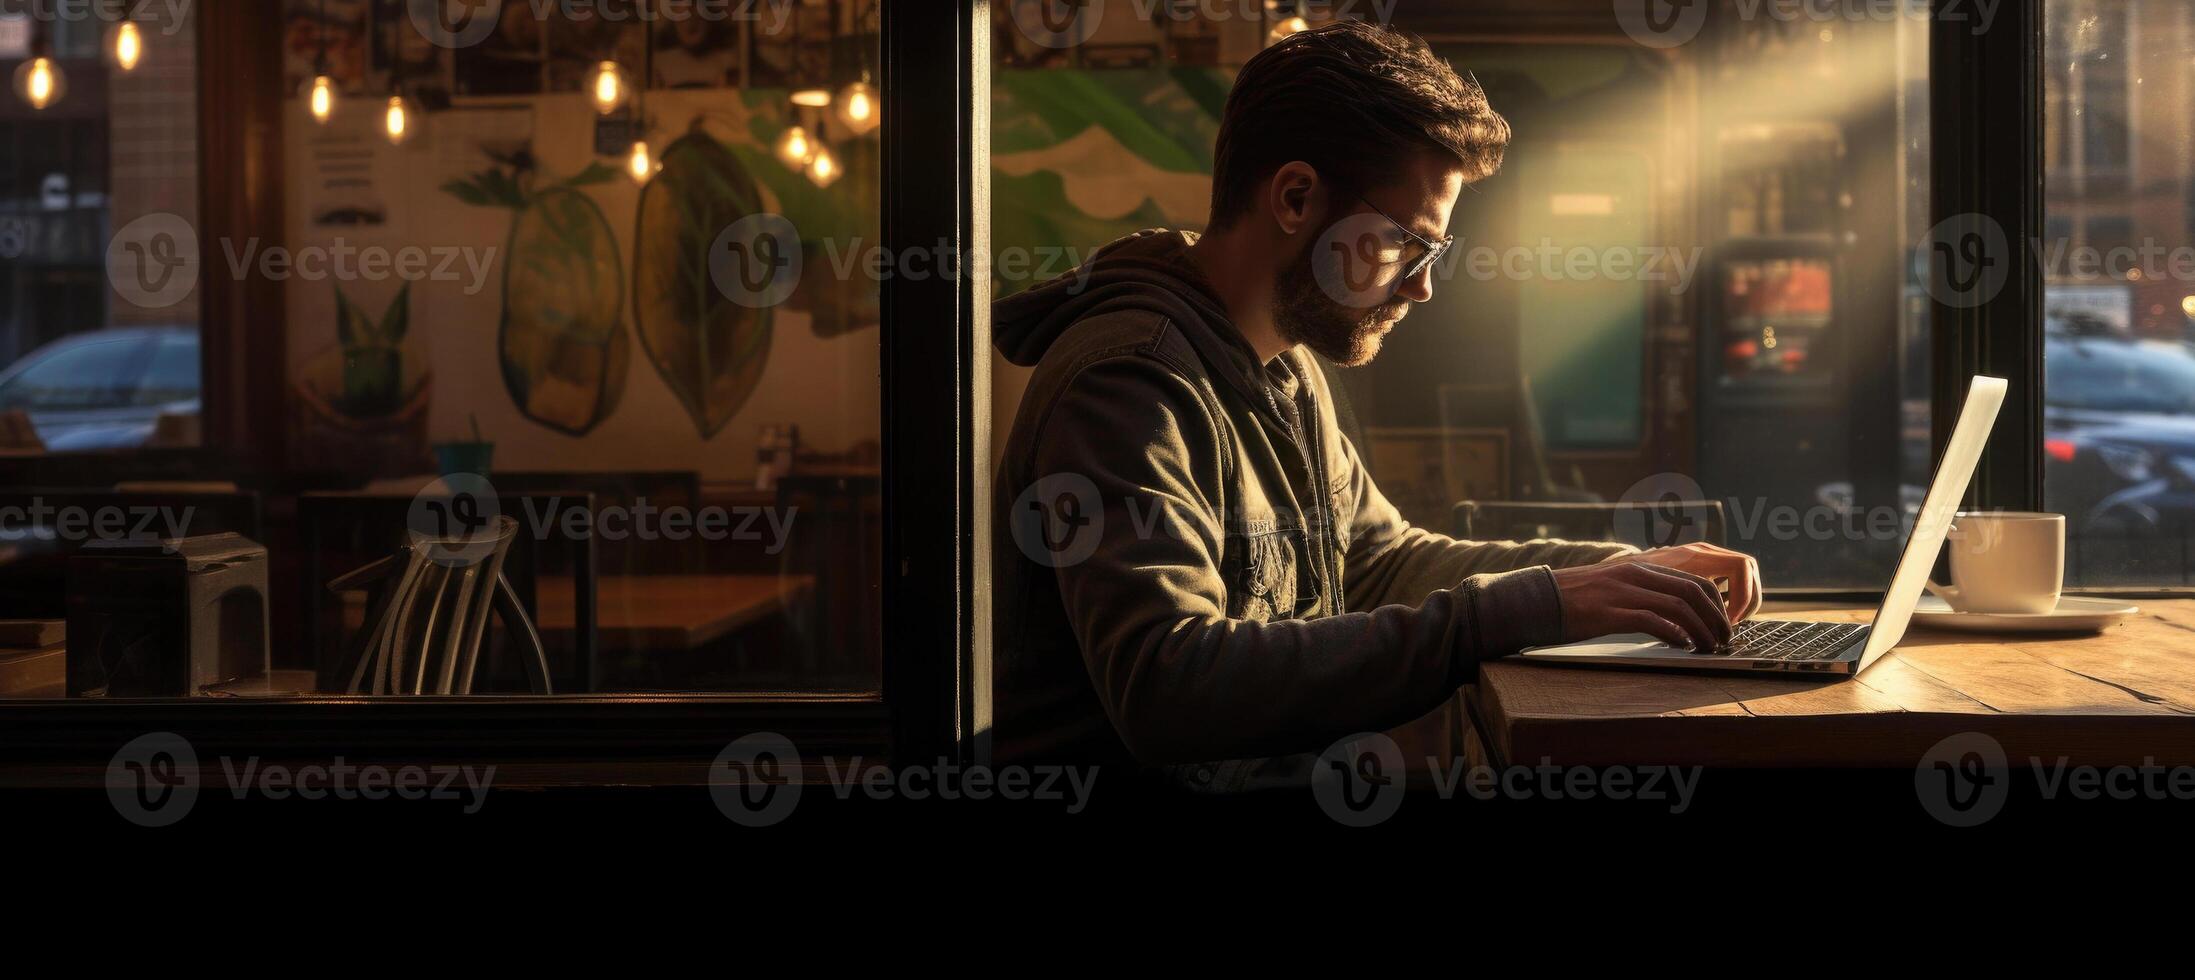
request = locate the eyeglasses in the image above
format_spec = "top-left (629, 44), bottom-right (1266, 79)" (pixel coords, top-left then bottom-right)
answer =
top-left (1357, 195), bottom-right (1454, 282)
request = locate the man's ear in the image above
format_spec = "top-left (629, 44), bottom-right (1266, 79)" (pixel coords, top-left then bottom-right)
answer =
top-left (1266, 161), bottom-right (1322, 237)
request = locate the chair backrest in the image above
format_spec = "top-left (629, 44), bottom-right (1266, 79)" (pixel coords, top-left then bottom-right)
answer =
top-left (1454, 499), bottom-right (1729, 550)
top-left (301, 489), bottom-right (595, 693)
top-left (330, 515), bottom-right (551, 695)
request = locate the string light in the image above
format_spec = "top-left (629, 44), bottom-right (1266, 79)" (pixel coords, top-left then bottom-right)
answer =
top-left (836, 78), bottom-right (876, 136)
top-left (308, 0), bottom-right (335, 124)
top-left (112, 21), bottom-right (143, 72)
top-left (805, 144), bottom-right (841, 188)
top-left (790, 87), bottom-right (832, 108)
top-left (14, 56), bottom-right (64, 111)
top-left (627, 140), bottom-right (654, 183)
top-left (775, 124), bottom-right (814, 170)
top-left (589, 60), bottom-right (626, 114)
top-left (385, 95), bottom-right (412, 145)
top-left (310, 74), bottom-right (337, 124)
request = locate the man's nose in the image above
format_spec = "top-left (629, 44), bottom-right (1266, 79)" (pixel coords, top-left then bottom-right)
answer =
top-left (1395, 262), bottom-right (1436, 304)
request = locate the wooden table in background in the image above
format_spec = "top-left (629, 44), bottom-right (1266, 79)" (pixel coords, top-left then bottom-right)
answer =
top-left (535, 574), bottom-right (813, 651)
top-left (1470, 600), bottom-right (2195, 768)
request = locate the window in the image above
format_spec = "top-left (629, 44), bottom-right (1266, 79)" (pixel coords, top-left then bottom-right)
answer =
top-left (992, 1), bottom-right (1934, 591)
top-left (2042, 0), bottom-right (2195, 588)
top-left (0, 4), bottom-right (198, 451)
top-left (0, 1), bottom-right (895, 703)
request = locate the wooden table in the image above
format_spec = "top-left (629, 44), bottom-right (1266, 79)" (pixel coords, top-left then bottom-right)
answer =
top-left (535, 574), bottom-right (813, 651)
top-left (1470, 599), bottom-right (2195, 768)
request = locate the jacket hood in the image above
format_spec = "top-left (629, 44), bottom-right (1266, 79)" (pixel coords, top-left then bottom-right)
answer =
top-left (995, 230), bottom-right (1273, 406)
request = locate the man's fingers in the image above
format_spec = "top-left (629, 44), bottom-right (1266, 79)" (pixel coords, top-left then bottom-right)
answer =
top-left (1637, 564), bottom-right (1733, 643)
top-left (1629, 585), bottom-right (1719, 652)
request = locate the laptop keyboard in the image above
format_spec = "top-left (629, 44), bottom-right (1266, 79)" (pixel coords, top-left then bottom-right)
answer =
top-left (1705, 619), bottom-right (1866, 661)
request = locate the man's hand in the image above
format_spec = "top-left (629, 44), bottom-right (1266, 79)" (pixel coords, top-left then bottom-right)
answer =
top-left (1546, 544), bottom-right (1763, 652)
top-left (1603, 543), bottom-right (1762, 623)
top-left (1550, 559), bottom-right (1732, 652)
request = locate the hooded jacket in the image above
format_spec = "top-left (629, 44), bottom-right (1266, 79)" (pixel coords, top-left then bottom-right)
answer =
top-left (992, 229), bottom-right (1625, 784)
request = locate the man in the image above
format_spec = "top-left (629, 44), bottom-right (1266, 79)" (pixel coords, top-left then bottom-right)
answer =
top-left (993, 22), bottom-right (1760, 784)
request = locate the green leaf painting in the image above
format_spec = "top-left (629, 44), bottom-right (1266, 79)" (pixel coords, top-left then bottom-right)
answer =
top-left (633, 126), bottom-right (773, 440)
top-left (445, 164), bottom-right (630, 436)
top-left (332, 281), bottom-right (411, 418)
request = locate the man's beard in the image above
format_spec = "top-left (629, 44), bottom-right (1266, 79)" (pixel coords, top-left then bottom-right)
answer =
top-left (1274, 239), bottom-right (1410, 367)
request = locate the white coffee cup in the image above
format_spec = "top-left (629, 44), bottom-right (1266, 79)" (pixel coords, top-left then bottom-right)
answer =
top-left (1925, 511), bottom-right (2065, 615)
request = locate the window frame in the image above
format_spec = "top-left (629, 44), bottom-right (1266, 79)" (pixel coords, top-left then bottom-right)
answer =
top-left (0, 0), bottom-right (991, 779)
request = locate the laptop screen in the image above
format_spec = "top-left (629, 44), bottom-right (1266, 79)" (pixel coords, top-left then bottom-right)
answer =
top-left (1856, 376), bottom-right (2008, 673)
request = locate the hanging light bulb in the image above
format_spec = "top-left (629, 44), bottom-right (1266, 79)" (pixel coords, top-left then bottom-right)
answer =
top-left (835, 78), bottom-right (877, 136)
top-left (588, 60), bottom-right (626, 115)
top-left (627, 140), bottom-right (654, 183)
top-left (790, 87), bottom-right (832, 109)
top-left (385, 95), bottom-right (412, 145)
top-left (805, 143), bottom-right (840, 188)
top-left (309, 74), bottom-right (337, 124)
top-left (1267, 15), bottom-right (1310, 44)
top-left (15, 56), bottom-right (65, 111)
top-left (774, 124), bottom-right (814, 170)
top-left (112, 21), bottom-right (143, 72)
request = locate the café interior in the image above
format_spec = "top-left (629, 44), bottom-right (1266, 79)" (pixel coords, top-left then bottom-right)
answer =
top-left (3, 0), bottom-right (2194, 796)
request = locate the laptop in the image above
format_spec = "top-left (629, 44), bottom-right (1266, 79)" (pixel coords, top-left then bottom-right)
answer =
top-left (1518, 376), bottom-right (2007, 677)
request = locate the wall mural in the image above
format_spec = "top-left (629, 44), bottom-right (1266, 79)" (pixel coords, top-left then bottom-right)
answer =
top-left (443, 155), bottom-right (630, 436)
top-left (634, 125), bottom-right (773, 439)
top-left (292, 281), bottom-right (430, 474)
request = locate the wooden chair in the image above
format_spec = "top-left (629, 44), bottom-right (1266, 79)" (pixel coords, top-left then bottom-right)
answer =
top-left (327, 515), bottom-right (552, 696)
top-left (1453, 499), bottom-right (1729, 549)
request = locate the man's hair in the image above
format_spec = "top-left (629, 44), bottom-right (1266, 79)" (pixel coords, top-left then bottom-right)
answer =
top-left (1207, 21), bottom-right (1510, 231)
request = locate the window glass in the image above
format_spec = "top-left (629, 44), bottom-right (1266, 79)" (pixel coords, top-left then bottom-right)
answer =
top-left (0, 2), bottom-right (884, 701)
top-left (0, 337), bottom-right (140, 410)
top-left (2042, 0), bottom-right (2195, 587)
top-left (991, 1), bottom-right (1933, 591)
top-left (0, 5), bottom-right (198, 448)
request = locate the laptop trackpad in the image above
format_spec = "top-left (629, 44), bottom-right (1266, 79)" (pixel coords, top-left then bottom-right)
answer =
top-left (1521, 633), bottom-right (1702, 661)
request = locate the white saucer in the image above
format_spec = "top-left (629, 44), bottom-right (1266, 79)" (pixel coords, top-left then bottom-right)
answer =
top-left (1909, 595), bottom-right (2139, 634)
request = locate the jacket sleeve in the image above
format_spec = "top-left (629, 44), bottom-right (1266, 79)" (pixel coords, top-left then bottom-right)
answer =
top-left (1033, 355), bottom-right (1567, 765)
top-left (1332, 432), bottom-right (1637, 613)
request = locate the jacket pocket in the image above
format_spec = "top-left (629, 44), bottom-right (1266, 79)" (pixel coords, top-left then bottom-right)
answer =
top-left (1226, 527), bottom-right (1309, 623)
